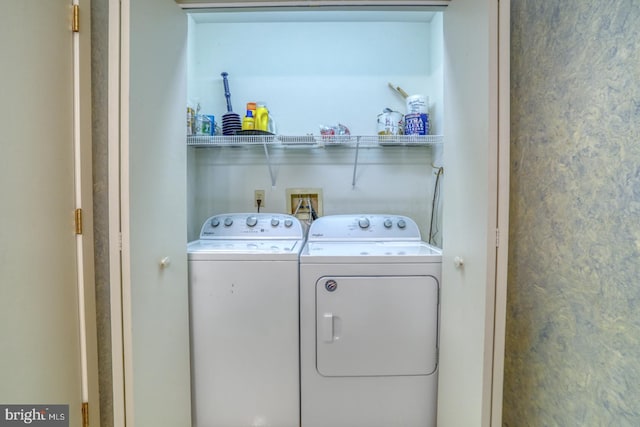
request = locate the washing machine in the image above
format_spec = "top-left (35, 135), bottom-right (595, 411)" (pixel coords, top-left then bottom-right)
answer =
top-left (187, 213), bottom-right (305, 427)
top-left (299, 214), bottom-right (442, 427)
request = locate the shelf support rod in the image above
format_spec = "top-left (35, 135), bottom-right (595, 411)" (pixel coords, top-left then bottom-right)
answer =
top-left (351, 138), bottom-right (360, 188)
top-left (262, 139), bottom-right (276, 187)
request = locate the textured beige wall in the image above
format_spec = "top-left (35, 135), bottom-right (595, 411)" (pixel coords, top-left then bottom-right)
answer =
top-left (505, 1), bottom-right (640, 425)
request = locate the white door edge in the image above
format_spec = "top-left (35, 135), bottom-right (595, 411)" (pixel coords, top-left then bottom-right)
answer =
top-left (72, 0), bottom-right (90, 405)
top-left (108, 0), bottom-right (128, 425)
top-left (490, 0), bottom-right (510, 425)
top-left (119, 0), bottom-right (134, 423)
top-left (74, 0), bottom-right (102, 423)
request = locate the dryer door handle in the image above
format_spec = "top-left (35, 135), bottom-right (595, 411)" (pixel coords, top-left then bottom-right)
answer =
top-left (322, 313), bottom-right (334, 343)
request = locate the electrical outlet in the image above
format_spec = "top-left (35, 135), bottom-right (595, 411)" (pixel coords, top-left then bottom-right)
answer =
top-left (286, 188), bottom-right (323, 221)
top-left (254, 189), bottom-right (265, 208)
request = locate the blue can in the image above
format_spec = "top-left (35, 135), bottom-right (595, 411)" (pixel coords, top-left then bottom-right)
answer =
top-left (207, 115), bottom-right (215, 135)
top-left (404, 113), bottom-right (429, 136)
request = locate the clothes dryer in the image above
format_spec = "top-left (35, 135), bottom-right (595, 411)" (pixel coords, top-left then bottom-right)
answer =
top-left (188, 213), bottom-right (305, 427)
top-left (299, 214), bottom-right (442, 427)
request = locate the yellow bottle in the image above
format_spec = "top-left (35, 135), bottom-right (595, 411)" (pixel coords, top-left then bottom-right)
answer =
top-left (242, 109), bottom-right (255, 130)
top-left (255, 103), bottom-right (269, 132)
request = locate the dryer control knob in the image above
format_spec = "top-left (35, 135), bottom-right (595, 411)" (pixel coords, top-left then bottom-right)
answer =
top-left (224, 217), bottom-right (233, 227)
top-left (210, 218), bottom-right (220, 228)
top-left (383, 219), bottom-right (393, 228)
top-left (284, 219), bottom-right (293, 228)
top-left (246, 216), bottom-right (258, 227)
top-left (358, 218), bottom-right (370, 229)
top-left (397, 219), bottom-right (407, 229)
top-left (271, 218), bottom-right (280, 227)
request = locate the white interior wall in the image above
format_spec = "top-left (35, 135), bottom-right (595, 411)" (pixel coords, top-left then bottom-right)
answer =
top-left (428, 12), bottom-right (444, 136)
top-left (188, 11), bottom-right (441, 134)
top-left (187, 14), bottom-right (199, 243)
top-left (188, 146), bottom-right (438, 241)
top-left (186, 10), bottom-right (444, 243)
top-left (429, 13), bottom-right (444, 247)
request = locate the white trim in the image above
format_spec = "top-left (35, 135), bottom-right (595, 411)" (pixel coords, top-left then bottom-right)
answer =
top-left (108, 0), bottom-right (127, 425)
top-left (119, 0), bottom-right (135, 425)
top-left (176, 0), bottom-right (449, 9)
top-left (72, 0), bottom-right (89, 405)
top-left (482, 1), bottom-right (501, 424)
top-left (491, 0), bottom-right (510, 425)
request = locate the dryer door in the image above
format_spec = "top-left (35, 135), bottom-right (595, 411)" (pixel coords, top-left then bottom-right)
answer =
top-left (316, 275), bottom-right (439, 377)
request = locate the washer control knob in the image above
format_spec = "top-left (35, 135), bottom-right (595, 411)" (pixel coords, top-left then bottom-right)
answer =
top-left (246, 216), bottom-right (258, 227)
top-left (383, 219), bottom-right (393, 229)
top-left (210, 218), bottom-right (220, 228)
top-left (358, 218), bottom-right (370, 229)
top-left (397, 219), bottom-right (407, 229)
top-left (284, 219), bottom-right (293, 228)
top-left (224, 217), bottom-right (233, 227)
top-left (271, 218), bottom-right (280, 227)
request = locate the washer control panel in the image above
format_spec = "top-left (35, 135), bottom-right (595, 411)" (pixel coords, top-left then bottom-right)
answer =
top-left (307, 214), bottom-right (421, 241)
top-left (199, 213), bottom-right (304, 240)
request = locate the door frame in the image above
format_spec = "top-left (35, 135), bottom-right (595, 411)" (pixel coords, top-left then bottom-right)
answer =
top-left (491, 0), bottom-right (510, 425)
top-left (75, 1), bottom-right (102, 425)
top-left (106, 1), bottom-right (510, 426)
top-left (107, 0), bottom-right (127, 426)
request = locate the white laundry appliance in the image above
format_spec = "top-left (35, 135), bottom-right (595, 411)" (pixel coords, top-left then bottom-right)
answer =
top-left (187, 213), bottom-right (305, 427)
top-left (299, 214), bottom-right (442, 427)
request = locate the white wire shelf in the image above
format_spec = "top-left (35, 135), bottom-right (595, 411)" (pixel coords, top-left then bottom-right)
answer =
top-left (187, 134), bottom-right (443, 188)
top-left (187, 134), bottom-right (443, 147)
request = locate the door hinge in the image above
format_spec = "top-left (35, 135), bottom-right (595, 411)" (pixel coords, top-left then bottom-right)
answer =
top-left (81, 402), bottom-right (89, 427)
top-left (75, 208), bottom-right (83, 235)
top-left (495, 228), bottom-right (500, 248)
top-left (72, 4), bottom-right (80, 33)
